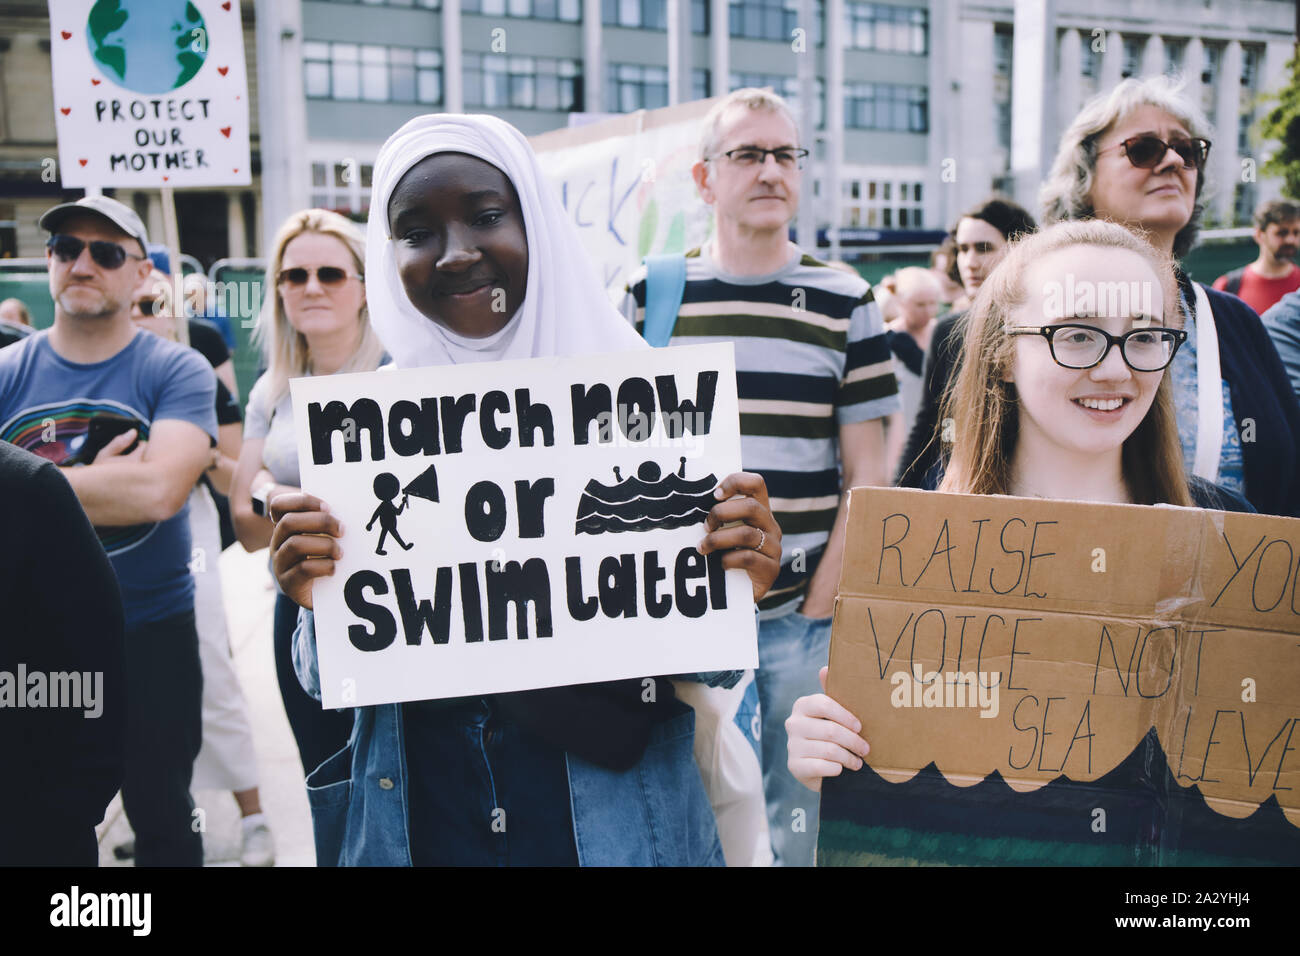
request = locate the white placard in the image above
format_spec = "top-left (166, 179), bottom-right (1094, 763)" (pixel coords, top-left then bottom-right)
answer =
top-left (291, 344), bottom-right (757, 709)
top-left (48, 0), bottom-right (251, 188)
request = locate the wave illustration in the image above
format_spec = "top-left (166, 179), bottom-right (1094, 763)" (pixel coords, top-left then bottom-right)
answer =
top-left (817, 727), bottom-right (1300, 866)
top-left (575, 460), bottom-right (718, 536)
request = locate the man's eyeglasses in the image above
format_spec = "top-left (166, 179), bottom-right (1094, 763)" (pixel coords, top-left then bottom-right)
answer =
top-left (277, 266), bottom-right (362, 288)
top-left (1006, 323), bottom-right (1187, 372)
top-left (132, 298), bottom-right (163, 317)
top-left (712, 147), bottom-right (809, 170)
top-left (1097, 135), bottom-right (1211, 171)
top-left (46, 234), bottom-right (145, 270)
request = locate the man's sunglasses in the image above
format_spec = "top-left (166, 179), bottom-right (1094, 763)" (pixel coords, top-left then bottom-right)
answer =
top-left (1098, 134), bottom-right (1211, 171)
top-left (46, 234), bottom-right (145, 270)
top-left (133, 298), bottom-right (163, 317)
top-left (276, 266), bottom-right (362, 287)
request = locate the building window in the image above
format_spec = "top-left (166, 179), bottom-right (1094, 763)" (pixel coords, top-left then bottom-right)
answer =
top-left (844, 2), bottom-right (927, 55)
top-left (304, 42), bottom-right (442, 103)
top-left (692, 68), bottom-right (710, 101)
top-left (310, 161), bottom-right (374, 218)
top-left (992, 26), bottom-right (1012, 77)
top-left (845, 83), bottom-right (927, 132)
top-left (995, 100), bottom-right (1011, 151)
top-left (1163, 38), bottom-right (1185, 77)
top-left (602, 0), bottom-right (709, 30)
top-left (607, 63), bottom-right (669, 111)
top-left (1080, 32), bottom-right (1098, 79)
top-left (465, 53), bottom-right (581, 110)
top-left (731, 72), bottom-right (825, 129)
top-left (730, 0), bottom-right (823, 44)
top-left (1121, 36), bottom-right (1143, 79)
top-left (319, 0), bottom-right (441, 7)
top-left (1241, 45), bottom-right (1261, 89)
top-left (463, 0), bottom-right (581, 19)
top-left (1201, 43), bottom-right (1220, 86)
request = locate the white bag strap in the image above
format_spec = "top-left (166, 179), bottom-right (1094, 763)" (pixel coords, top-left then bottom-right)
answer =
top-left (1190, 282), bottom-right (1222, 481)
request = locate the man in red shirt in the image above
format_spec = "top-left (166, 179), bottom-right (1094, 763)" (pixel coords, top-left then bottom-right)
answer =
top-left (1213, 198), bottom-right (1300, 315)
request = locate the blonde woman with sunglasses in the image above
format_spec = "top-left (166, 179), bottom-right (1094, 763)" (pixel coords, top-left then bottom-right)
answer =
top-left (231, 209), bottom-right (386, 784)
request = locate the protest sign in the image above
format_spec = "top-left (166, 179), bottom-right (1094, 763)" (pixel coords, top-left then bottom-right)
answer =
top-left (290, 343), bottom-right (757, 709)
top-left (533, 99), bottom-right (716, 299)
top-left (818, 487), bottom-right (1300, 866)
top-left (49, 0), bottom-right (251, 187)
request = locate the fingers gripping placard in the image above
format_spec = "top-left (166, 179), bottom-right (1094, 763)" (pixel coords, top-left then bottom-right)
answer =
top-left (291, 343), bottom-right (757, 708)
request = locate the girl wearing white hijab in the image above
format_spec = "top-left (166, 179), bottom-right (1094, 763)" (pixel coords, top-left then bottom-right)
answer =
top-left (270, 114), bottom-right (782, 866)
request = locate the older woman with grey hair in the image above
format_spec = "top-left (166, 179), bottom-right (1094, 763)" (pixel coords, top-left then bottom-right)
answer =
top-left (1039, 75), bottom-right (1300, 518)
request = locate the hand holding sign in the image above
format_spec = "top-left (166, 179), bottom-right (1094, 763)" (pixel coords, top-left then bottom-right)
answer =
top-left (269, 491), bottom-right (342, 611)
top-left (786, 665), bottom-right (871, 792)
top-left (698, 471), bottom-right (781, 603)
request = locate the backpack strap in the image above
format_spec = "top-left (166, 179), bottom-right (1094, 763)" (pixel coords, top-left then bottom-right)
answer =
top-left (641, 253), bottom-right (688, 348)
top-left (1223, 267), bottom-right (1245, 297)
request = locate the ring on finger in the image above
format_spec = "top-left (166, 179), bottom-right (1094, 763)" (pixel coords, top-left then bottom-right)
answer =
top-left (754, 528), bottom-right (766, 552)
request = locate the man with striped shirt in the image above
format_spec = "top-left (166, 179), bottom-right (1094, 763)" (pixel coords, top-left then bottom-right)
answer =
top-left (623, 89), bottom-right (900, 866)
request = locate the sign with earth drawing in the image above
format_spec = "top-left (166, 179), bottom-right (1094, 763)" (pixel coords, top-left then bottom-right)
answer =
top-left (48, 0), bottom-right (251, 187)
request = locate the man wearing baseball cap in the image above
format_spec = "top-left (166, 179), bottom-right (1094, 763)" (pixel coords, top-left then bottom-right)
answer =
top-left (0, 195), bottom-right (217, 865)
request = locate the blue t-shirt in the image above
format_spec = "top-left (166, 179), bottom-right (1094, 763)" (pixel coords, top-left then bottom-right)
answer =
top-left (0, 329), bottom-right (217, 628)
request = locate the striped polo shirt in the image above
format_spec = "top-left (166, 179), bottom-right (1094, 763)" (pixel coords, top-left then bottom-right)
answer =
top-left (623, 244), bottom-right (900, 615)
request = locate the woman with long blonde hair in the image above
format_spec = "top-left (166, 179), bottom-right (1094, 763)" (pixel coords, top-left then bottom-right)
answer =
top-left (784, 220), bottom-right (1253, 864)
top-left (231, 209), bottom-right (386, 784)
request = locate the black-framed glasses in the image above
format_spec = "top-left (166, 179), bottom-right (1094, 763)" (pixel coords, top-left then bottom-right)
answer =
top-left (46, 234), bottom-right (145, 270)
top-left (1006, 323), bottom-right (1187, 372)
top-left (1098, 134), bottom-right (1211, 171)
top-left (132, 298), bottom-right (162, 317)
top-left (713, 147), bottom-right (809, 169)
top-left (277, 266), bottom-right (363, 287)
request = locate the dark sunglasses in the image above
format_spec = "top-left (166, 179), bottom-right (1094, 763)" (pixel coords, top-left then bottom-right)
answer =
top-left (132, 298), bottom-right (162, 317)
top-left (46, 234), bottom-right (145, 270)
top-left (1099, 134), bottom-right (1211, 171)
top-left (276, 266), bottom-right (362, 287)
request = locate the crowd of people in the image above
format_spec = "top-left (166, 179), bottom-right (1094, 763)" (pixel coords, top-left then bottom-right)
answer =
top-left (1, 73), bottom-right (1298, 868)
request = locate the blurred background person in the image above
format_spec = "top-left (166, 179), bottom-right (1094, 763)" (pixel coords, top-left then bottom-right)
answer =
top-left (879, 266), bottom-right (942, 477)
top-left (0, 298), bottom-right (32, 349)
top-left (1212, 199), bottom-right (1300, 316)
top-left (927, 235), bottom-right (966, 312)
top-left (1040, 75), bottom-right (1300, 517)
top-left (117, 269), bottom-right (275, 866)
top-left (231, 209), bottom-right (385, 782)
top-left (894, 197), bottom-right (1038, 489)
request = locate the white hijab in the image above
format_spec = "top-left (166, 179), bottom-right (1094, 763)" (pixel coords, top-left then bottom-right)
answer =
top-left (366, 113), bottom-right (646, 368)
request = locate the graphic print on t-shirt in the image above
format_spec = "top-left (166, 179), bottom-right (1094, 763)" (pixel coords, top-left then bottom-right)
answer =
top-left (0, 398), bottom-right (154, 555)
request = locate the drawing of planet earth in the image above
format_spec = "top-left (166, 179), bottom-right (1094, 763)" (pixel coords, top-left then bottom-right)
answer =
top-left (85, 0), bottom-right (208, 94)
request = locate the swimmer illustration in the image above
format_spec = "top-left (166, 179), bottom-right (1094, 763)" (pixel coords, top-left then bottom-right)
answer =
top-left (366, 472), bottom-right (414, 555)
top-left (576, 457), bottom-right (718, 535)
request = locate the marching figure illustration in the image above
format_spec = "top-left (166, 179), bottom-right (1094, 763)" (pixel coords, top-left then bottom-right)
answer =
top-left (367, 472), bottom-right (414, 555)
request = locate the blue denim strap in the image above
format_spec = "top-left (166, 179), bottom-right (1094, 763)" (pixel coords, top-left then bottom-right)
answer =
top-left (641, 253), bottom-right (687, 348)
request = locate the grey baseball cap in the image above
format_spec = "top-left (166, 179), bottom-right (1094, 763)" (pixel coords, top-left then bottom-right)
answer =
top-left (39, 195), bottom-right (149, 257)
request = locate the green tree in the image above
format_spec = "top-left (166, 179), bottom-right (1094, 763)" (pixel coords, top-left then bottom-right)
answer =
top-left (1260, 51), bottom-right (1300, 200)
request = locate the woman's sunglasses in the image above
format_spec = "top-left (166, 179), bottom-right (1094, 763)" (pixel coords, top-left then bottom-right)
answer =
top-left (46, 234), bottom-right (146, 270)
top-left (276, 266), bottom-right (362, 287)
top-left (1099, 134), bottom-right (1211, 171)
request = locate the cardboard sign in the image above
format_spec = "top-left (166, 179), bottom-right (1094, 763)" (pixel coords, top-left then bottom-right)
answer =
top-left (290, 344), bottom-right (757, 709)
top-left (819, 487), bottom-right (1300, 865)
top-left (49, 0), bottom-right (251, 187)
top-left (533, 99), bottom-right (716, 299)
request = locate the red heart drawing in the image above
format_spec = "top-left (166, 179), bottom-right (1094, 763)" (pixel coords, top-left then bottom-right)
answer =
top-left (235, 95), bottom-right (241, 100)
top-left (217, 66), bottom-right (228, 76)
top-left (222, 1), bottom-right (231, 8)
top-left (162, 176), bottom-right (169, 182)
top-left (91, 78), bottom-right (101, 85)
top-left (60, 107), bottom-right (70, 115)
top-left (220, 126), bottom-right (231, 138)
top-left (233, 168), bottom-right (239, 173)
top-left (61, 31), bottom-right (71, 40)
top-left (78, 159), bottom-right (88, 167)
